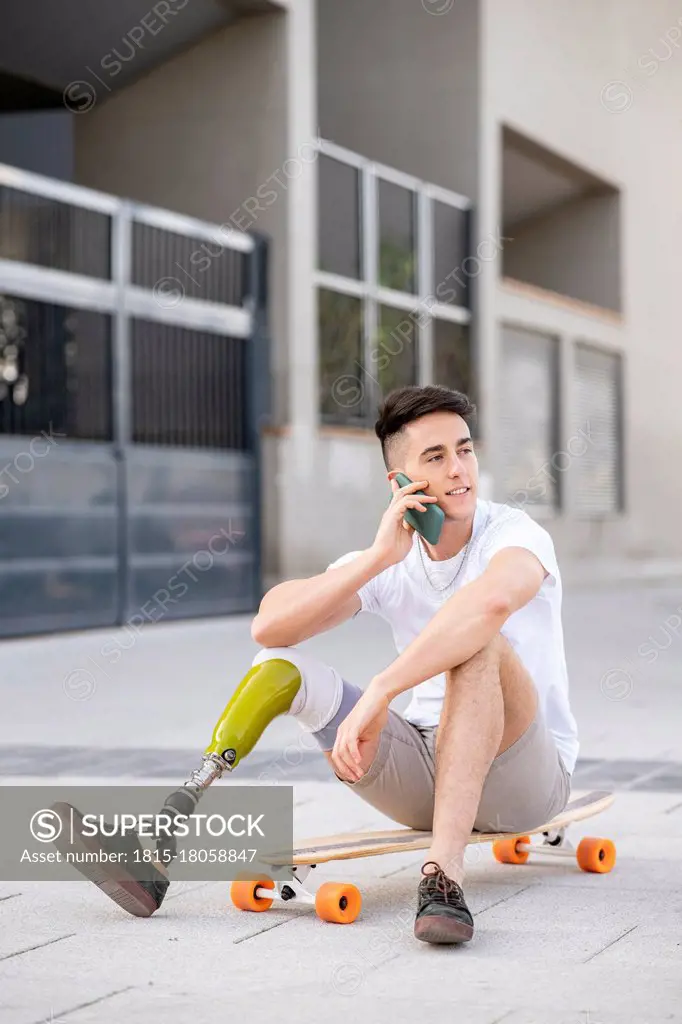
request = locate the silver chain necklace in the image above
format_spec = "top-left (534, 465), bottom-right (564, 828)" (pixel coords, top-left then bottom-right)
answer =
top-left (417, 535), bottom-right (470, 592)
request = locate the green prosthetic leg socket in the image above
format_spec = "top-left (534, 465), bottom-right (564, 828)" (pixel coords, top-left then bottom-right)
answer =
top-left (155, 660), bottom-right (302, 866)
top-left (205, 658), bottom-right (303, 769)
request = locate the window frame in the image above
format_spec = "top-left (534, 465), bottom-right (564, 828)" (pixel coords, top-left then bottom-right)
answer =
top-left (315, 137), bottom-right (472, 425)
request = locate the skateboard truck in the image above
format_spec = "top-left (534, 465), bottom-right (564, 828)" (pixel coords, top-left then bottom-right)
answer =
top-left (231, 863), bottom-right (363, 924)
top-left (498, 826), bottom-right (574, 861)
top-left (272, 865), bottom-right (316, 904)
top-left (541, 826), bottom-right (567, 847)
top-left (492, 824), bottom-right (616, 871)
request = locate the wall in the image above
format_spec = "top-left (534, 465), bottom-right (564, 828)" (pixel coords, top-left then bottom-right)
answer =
top-left (317, 0), bottom-right (480, 199)
top-left (504, 192), bottom-right (621, 313)
top-left (74, 12), bottom-right (289, 426)
top-left (482, 0), bottom-right (682, 560)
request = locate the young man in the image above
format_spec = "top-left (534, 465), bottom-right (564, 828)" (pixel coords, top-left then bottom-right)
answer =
top-left (56, 384), bottom-right (577, 945)
top-left (250, 384), bottom-right (577, 943)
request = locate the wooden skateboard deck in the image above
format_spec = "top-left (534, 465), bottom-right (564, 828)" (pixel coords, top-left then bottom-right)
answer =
top-left (232, 791), bottom-right (616, 924)
top-left (265, 790), bottom-right (614, 866)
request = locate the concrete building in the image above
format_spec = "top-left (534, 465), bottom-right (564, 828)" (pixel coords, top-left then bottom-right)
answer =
top-left (1, 0), bottom-right (681, 633)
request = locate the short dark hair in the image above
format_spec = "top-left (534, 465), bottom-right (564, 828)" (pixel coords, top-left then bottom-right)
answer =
top-left (375, 385), bottom-right (477, 469)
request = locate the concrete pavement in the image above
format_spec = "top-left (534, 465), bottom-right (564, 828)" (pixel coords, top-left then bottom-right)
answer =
top-left (0, 581), bottom-right (681, 1023)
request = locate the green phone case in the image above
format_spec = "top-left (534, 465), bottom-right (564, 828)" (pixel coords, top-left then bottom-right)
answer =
top-left (393, 472), bottom-right (444, 544)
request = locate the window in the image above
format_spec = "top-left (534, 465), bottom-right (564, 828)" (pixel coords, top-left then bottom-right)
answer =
top-left (434, 320), bottom-right (472, 396)
top-left (433, 200), bottom-right (469, 308)
top-left (574, 345), bottom-right (622, 516)
top-left (318, 290), bottom-right (364, 423)
top-left (378, 179), bottom-right (417, 293)
top-left (318, 155), bottom-right (361, 280)
top-left (316, 140), bottom-right (472, 426)
top-left (499, 325), bottom-right (560, 509)
top-left (374, 305), bottom-right (418, 395)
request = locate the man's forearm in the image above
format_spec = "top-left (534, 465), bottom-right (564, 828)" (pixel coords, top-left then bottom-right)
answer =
top-left (253, 548), bottom-right (388, 645)
top-left (372, 578), bottom-right (509, 701)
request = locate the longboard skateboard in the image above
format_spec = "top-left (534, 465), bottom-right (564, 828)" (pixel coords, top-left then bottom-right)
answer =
top-left (230, 790), bottom-right (615, 924)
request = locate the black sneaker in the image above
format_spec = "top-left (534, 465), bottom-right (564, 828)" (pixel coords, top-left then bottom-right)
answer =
top-left (414, 861), bottom-right (474, 944)
top-left (50, 802), bottom-right (170, 918)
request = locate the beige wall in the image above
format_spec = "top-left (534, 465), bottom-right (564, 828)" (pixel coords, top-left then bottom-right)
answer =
top-left (317, 0), bottom-right (480, 199)
top-left (482, 0), bottom-right (682, 560)
top-left (504, 193), bottom-right (621, 313)
top-left (266, 426), bottom-right (492, 583)
top-left (74, 12), bottom-right (290, 431)
top-left (267, 429), bottom-right (390, 581)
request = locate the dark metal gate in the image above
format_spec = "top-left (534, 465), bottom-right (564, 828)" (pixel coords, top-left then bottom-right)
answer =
top-left (0, 163), bottom-right (269, 637)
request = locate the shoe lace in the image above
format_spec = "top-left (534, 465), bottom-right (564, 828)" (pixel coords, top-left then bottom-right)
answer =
top-left (420, 861), bottom-right (466, 908)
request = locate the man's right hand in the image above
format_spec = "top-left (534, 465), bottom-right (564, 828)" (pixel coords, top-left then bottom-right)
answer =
top-left (369, 471), bottom-right (439, 569)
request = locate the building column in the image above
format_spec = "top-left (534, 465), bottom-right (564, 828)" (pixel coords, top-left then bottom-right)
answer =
top-left (277, 0), bottom-right (318, 577)
top-left (476, 0), bottom-right (502, 496)
top-left (286, 0), bottom-right (318, 485)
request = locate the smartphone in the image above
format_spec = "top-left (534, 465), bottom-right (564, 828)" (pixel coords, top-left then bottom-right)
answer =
top-left (393, 472), bottom-right (444, 544)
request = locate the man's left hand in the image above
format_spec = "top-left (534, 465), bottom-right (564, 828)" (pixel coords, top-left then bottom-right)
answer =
top-left (331, 682), bottom-right (390, 783)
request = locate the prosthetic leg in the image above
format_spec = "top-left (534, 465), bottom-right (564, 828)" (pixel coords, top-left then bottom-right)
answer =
top-left (51, 657), bottom-right (308, 918)
top-left (153, 659), bottom-right (303, 869)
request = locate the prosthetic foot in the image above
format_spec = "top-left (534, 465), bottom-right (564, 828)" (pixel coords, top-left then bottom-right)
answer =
top-left (52, 659), bottom-right (303, 917)
top-left (50, 801), bottom-right (170, 918)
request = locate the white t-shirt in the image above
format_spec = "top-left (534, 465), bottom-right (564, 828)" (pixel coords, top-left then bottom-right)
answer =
top-left (326, 499), bottom-right (579, 774)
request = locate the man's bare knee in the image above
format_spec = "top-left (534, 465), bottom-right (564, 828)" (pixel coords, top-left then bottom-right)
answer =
top-left (445, 634), bottom-right (509, 681)
top-left (444, 634), bottom-right (535, 714)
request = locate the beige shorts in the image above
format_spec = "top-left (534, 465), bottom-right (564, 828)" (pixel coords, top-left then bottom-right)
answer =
top-left (341, 705), bottom-right (571, 834)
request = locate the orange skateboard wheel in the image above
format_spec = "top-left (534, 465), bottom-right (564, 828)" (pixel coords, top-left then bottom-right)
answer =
top-left (230, 877), bottom-right (275, 911)
top-left (576, 837), bottom-right (616, 873)
top-left (492, 836), bottom-right (531, 865)
top-left (314, 882), bottom-right (362, 923)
